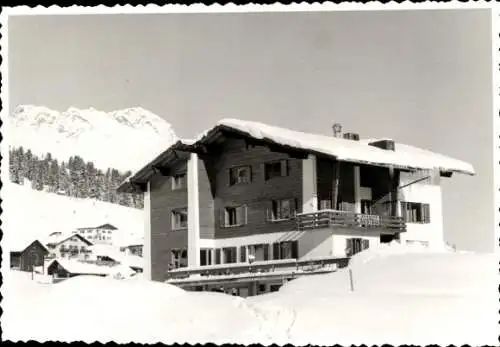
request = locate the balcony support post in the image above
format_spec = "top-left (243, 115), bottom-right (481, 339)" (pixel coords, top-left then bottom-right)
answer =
top-left (187, 153), bottom-right (201, 268)
top-left (302, 154), bottom-right (318, 213)
top-left (354, 166), bottom-right (361, 214)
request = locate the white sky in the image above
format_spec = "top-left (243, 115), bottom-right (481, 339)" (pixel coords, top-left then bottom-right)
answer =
top-left (7, 9), bottom-right (494, 251)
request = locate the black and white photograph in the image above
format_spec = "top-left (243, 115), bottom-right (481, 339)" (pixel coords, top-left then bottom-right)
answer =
top-left (1, 4), bottom-right (497, 345)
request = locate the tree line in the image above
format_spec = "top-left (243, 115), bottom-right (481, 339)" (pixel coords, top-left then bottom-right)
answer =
top-left (9, 146), bottom-right (144, 209)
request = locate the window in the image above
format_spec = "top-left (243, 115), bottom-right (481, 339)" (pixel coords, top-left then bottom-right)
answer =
top-left (222, 247), bottom-right (237, 264)
top-left (248, 244), bottom-right (269, 262)
top-left (171, 249), bottom-right (187, 269)
top-left (361, 200), bottom-right (373, 215)
top-left (401, 202), bottom-right (430, 223)
top-left (171, 208), bottom-right (188, 230)
top-left (265, 160), bottom-right (289, 180)
top-left (346, 238), bottom-right (370, 256)
top-left (215, 249), bottom-right (221, 264)
top-left (222, 205), bottom-right (247, 227)
top-left (269, 198), bottom-right (297, 221)
top-left (229, 166), bottom-right (252, 185)
top-left (171, 173), bottom-right (187, 190)
top-left (200, 249), bottom-right (212, 266)
top-left (272, 241), bottom-right (299, 260)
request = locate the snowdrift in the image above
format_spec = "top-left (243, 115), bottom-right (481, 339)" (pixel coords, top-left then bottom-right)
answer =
top-left (2, 274), bottom-right (293, 344)
top-left (2, 243), bottom-right (496, 345)
top-left (250, 242), bottom-right (497, 345)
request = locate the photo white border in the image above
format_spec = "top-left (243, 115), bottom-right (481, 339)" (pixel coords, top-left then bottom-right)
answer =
top-left (0, 0), bottom-right (498, 327)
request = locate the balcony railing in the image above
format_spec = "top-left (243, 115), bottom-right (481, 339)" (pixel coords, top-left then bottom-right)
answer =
top-left (165, 256), bottom-right (350, 281)
top-left (296, 209), bottom-right (405, 232)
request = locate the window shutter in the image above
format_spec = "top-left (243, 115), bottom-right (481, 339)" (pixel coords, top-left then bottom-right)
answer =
top-left (240, 246), bottom-right (246, 262)
top-left (220, 210), bottom-right (226, 228)
top-left (215, 249), bottom-right (221, 264)
top-left (291, 241), bottom-right (299, 259)
top-left (266, 206), bottom-right (271, 222)
top-left (261, 163), bottom-right (266, 181)
top-left (273, 243), bottom-right (280, 260)
top-left (263, 244), bottom-right (270, 261)
top-left (346, 238), bottom-right (353, 255)
top-left (423, 204), bottom-right (430, 223)
top-left (362, 239), bottom-right (370, 250)
top-left (280, 159), bottom-right (288, 176)
top-left (249, 165), bottom-right (253, 182)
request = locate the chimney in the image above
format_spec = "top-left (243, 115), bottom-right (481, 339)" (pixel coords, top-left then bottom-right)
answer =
top-left (369, 139), bottom-right (396, 151)
top-left (343, 132), bottom-right (360, 141)
top-left (332, 123), bottom-right (342, 138)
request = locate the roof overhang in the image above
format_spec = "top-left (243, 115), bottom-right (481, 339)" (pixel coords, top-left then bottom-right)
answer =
top-left (117, 120), bottom-right (475, 194)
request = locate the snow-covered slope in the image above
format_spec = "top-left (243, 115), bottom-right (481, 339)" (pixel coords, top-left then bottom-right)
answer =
top-left (250, 243), bottom-right (497, 345)
top-left (2, 182), bottom-right (143, 253)
top-left (9, 105), bottom-right (178, 172)
top-left (2, 243), bottom-right (495, 345)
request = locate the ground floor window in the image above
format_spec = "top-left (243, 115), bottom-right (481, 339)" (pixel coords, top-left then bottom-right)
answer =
top-left (248, 244), bottom-right (269, 262)
top-left (346, 238), bottom-right (370, 256)
top-left (170, 248), bottom-right (187, 269)
top-left (200, 249), bottom-right (212, 266)
top-left (222, 247), bottom-right (237, 264)
top-left (272, 241), bottom-right (299, 260)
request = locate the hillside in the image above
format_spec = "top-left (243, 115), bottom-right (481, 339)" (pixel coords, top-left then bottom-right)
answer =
top-left (9, 105), bottom-right (177, 172)
top-left (2, 182), bottom-right (143, 253)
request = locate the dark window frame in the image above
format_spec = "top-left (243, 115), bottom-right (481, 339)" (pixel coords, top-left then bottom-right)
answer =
top-left (264, 159), bottom-right (289, 181)
top-left (171, 207), bottom-right (188, 230)
top-left (229, 165), bottom-right (252, 186)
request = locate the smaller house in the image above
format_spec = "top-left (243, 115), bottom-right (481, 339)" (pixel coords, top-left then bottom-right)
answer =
top-left (47, 259), bottom-right (136, 281)
top-left (118, 237), bottom-right (144, 257)
top-left (10, 240), bottom-right (50, 272)
top-left (74, 223), bottom-right (118, 245)
top-left (46, 233), bottom-right (93, 260)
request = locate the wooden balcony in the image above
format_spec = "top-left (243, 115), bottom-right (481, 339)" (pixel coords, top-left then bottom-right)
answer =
top-left (165, 256), bottom-right (350, 282)
top-left (296, 210), bottom-right (406, 233)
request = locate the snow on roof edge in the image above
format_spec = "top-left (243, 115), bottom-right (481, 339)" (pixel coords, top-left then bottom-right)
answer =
top-left (120, 118), bottom-right (474, 192)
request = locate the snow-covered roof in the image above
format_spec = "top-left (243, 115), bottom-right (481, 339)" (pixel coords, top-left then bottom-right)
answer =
top-left (89, 244), bottom-right (144, 269)
top-left (9, 239), bottom-right (49, 253)
top-left (118, 119), bottom-right (474, 192)
top-left (48, 259), bottom-right (115, 276)
top-left (45, 233), bottom-right (93, 247)
top-left (213, 119), bottom-right (474, 175)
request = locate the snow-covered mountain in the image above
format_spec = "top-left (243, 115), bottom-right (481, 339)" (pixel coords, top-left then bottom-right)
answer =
top-left (9, 105), bottom-right (178, 172)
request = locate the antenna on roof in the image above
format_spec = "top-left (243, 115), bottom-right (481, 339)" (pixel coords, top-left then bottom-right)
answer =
top-left (332, 123), bottom-right (342, 138)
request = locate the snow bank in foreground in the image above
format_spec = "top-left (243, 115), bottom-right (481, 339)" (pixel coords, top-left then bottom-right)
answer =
top-left (250, 243), bottom-right (497, 345)
top-left (3, 243), bottom-right (496, 345)
top-left (1, 274), bottom-right (293, 344)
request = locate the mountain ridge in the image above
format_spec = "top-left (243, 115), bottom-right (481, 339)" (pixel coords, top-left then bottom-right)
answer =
top-left (10, 105), bottom-right (178, 172)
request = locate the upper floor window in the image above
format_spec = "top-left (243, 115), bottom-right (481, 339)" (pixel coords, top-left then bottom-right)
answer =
top-left (265, 159), bottom-right (289, 180)
top-left (229, 165), bottom-right (252, 186)
top-left (401, 202), bottom-right (430, 224)
top-left (222, 205), bottom-right (247, 227)
top-left (268, 198), bottom-right (297, 221)
top-left (171, 208), bottom-right (188, 230)
top-left (171, 173), bottom-right (187, 190)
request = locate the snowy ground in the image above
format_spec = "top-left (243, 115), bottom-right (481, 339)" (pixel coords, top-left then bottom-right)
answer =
top-left (2, 243), bottom-right (497, 345)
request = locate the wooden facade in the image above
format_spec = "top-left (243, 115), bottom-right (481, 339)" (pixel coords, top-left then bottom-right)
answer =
top-left (145, 131), bottom-right (408, 282)
top-left (10, 240), bottom-right (49, 272)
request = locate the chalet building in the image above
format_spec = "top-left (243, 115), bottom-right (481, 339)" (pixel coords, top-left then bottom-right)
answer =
top-left (10, 240), bottom-right (50, 272)
top-left (46, 233), bottom-right (93, 260)
top-left (73, 223), bottom-right (118, 245)
top-left (118, 119), bottom-right (474, 296)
